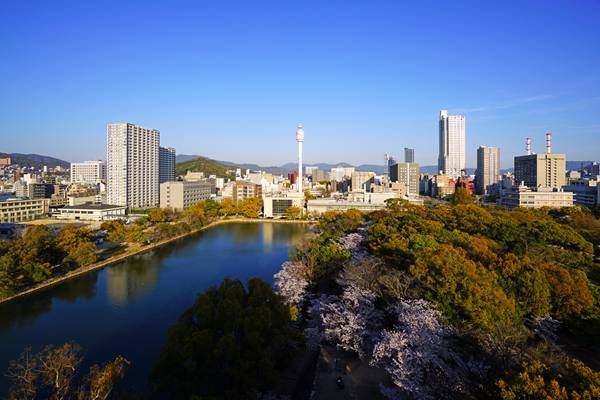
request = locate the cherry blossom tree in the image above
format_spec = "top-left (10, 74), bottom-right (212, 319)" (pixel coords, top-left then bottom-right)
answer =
top-left (321, 284), bottom-right (382, 358)
top-left (273, 261), bottom-right (309, 306)
top-left (371, 299), bottom-right (465, 400)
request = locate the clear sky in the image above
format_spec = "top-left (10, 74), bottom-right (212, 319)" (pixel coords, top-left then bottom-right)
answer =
top-left (1, 0), bottom-right (599, 168)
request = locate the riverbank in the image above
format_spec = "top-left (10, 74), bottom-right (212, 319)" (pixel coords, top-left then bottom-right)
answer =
top-left (0, 218), bottom-right (314, 305)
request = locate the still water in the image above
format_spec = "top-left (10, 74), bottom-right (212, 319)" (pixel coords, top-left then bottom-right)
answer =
top-left (0, 222), bottom-right (310, 393)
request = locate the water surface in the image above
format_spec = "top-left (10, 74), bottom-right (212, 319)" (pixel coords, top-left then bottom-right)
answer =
top-left (0, 222), bottom-right (310, 392)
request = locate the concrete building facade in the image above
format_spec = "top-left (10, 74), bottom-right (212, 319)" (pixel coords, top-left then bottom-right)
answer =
top-left (389, 163), bottom-right (420, 195)
top-left (500, 185), bottom-right (573, 209)
top-left (0, 198), bottom-right (49, 223)
top-left (514, 153), bottom-right (566, 189)
top-left (476, 146), bottom-right (500, 195)
top-left (232, 181), bottom-right (263, 205)
top-left (70, 160), bottom-right (106, 184)
top-left (106, 122), bottom-right (160, 209)
top-left (438, 110), bottom-right (465, 178)
top-left (56, 204), bottom-right (127, 221)
top-left (160, 180), bottom-right (213, 210)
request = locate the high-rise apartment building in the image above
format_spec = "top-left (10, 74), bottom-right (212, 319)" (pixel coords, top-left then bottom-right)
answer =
top-left (232, 181), bottom-right (262, 205)
top-left (476, 146), bottom-right (500, 195)
top-left (159, 147), bottom-right (176, 183)
top-left (70, 160), bottom-right (106, 185)
top-left (404, 148), bottom-right (415, 163)
top-left (438, 110), bottom-right (465, 178)
top-left (106, 122), bottom-right (160, 209)
top-left (514, 153), bottom-right (566, 189)
top-left (389, 163), bottom-right (420, 195)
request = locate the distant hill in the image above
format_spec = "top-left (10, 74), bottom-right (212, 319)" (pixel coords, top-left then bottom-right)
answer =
top-left (175, 156), bottom-right (235, 178)
top-left (0, 152), bottom-right (70, 169)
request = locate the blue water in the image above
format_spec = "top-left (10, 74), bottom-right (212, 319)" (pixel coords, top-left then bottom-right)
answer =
top-left (0, 222), bottom-right (310, 393)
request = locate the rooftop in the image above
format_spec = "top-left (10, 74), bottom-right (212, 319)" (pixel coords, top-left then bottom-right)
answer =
top-left (61, 204), bottom-right (125, 211)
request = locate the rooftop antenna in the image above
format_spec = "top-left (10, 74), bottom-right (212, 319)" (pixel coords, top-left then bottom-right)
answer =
top-left (526, 137), bottom-right (532, 155)
top-left (546, 130), bottom-right (552, 154)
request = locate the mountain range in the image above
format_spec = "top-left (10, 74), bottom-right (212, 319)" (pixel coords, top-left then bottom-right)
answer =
top-left (0, 152), bottom-right (70, 169)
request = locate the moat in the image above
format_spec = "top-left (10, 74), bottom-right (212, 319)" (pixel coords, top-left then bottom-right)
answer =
top-left (0, 222), bottom-right (310, 392)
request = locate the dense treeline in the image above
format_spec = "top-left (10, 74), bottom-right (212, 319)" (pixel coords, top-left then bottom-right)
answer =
top-left (0, 225), bottom-right (97, 297)
top-left (0, 198), bottom-right (263, 300)
top-left (289, 203), bottom-right (600, 399)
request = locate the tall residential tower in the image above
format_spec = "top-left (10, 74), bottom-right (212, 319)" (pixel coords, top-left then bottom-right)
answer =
top-left (159, 146), bottom-right (176, 183)
top-left (476, 146), bottom-right (500, 195)
top-left (438, 110), bottom-right (465, 178)
top-left (107, 122), bottom-right (160, 209)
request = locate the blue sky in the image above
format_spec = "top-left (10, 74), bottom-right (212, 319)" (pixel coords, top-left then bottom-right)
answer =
top-left (1, 0), bottom-right (599, 167)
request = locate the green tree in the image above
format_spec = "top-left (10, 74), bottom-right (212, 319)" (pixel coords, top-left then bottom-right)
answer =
top-left (450, 186), bottom-right (474, 205)
top-left (152, 278), bottom-right (298, 399)
top-left (100, 220), bottom-right (126, 242)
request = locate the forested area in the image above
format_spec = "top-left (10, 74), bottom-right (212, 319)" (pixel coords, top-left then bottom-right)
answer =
top-left (0, 198), bottom-right (263, 300)
top-left (277, 203), bottom-right (600, 399)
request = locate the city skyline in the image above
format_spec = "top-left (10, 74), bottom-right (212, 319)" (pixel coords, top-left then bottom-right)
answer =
top-left (1, 1), bottom-right (599, 166)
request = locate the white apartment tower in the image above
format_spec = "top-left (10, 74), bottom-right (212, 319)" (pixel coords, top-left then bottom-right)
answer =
top-left (70, 160), bottom-right (106, 184)
top-left (159, 146), bottom-right (176, 183)
top-left (438, 110), bottom-right (465, 178)
top-left (106, 123), bottom-right (160, 209)
top-left (476, 146), bottom-right (500, 195)
top-left (296, 124), bottom-right (304, 193)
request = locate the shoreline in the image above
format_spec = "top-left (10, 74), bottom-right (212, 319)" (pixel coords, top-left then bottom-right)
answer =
top-left (0, 218), bottom-right (314, 305)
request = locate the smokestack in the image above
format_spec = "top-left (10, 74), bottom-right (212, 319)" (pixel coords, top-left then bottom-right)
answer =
top-left (546, 130), bottom-right (552, 154)
top-left (296, 124), bottom-right (305, 193)
top-left (526, 137), bottom-right (532, 155)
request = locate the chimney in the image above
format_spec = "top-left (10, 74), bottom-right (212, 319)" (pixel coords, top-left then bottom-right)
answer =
top-left (546, 130), bottom-right (552, 154)
top-left (526, 137), bottom-right (532, 155)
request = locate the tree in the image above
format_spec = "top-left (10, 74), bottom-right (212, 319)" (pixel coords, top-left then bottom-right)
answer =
top-left (321, 284), bottom-right (382, 358)
top-left (219, 198), bottom-right (237, 217)
top-left (274, 261), bottom-right (309, 307)
top-left (285, 206), bottom-right (302, 220)
top-left (303, 190), bottom-right (315, 200)
top-left (56, 226), bottom-right (97, 267)
top-left (237, 197), bottom-right (262, 218)
top-left (6, 343), bottom-right (128, 400)
top-left (371, 300), bottom-right (469, 400)
top-left (450, 186), bottom-right (474, 205)
top-left (100, 221), bottom-right (126, 242)
top-left (147, 208), bottom-right (171, 224)
top-left (152, 278), bottom-right (298, 399)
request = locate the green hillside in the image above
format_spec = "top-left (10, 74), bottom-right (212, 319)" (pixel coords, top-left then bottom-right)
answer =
top-left (176, 156), bottom-right (234, 178)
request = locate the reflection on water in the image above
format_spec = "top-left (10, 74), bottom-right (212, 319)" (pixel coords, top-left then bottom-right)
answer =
top-left (0, 222), bottom-right (311, 393)
top-left (106, 253), bottom-right (161, 306)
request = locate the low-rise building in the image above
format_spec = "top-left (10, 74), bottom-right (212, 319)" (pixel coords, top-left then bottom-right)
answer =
top-left (563, 179), bottom-right (599, 206)
top-left (56, 204), bottom-right (127, 221)
top-left (0, 198), bottom-right (50, 223)
top-left (263, 192), bottom-right (305, 218)
top-left (232, 181), bottom-right (262, 205)
top-left (160, 180), bottom-right (213, 210)
top-left (499, 185), bottom-right (573, 209)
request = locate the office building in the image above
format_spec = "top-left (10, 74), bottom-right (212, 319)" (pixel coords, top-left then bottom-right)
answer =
top-left (476, 146), bottom-right (500, 195)
top-left (159, 147), bottom-right (176, 183)
top-left (500, 185), bottom-right (573, 209)
top-left (389, 163), bottom-right (420, 196)
top-left (106, 122), bottom-right (160, 209)
top-left (438, 110), bottom-right (465, 178)
top-left (563, 180), bottom-right (599, 207)
top-left (70, 160), bottom-right (106, 185)
top-left (514, 153), bottom-right (566, 189)
top-left (0, 198), bottom-right (49, 223)
top-left (160, 180), bottom-right (213, 210)
top-left (404, 148), bottom-right (415, 163)
top-left (232, 181), bottom-right (262, 205)
top-left (263, 192), bottom-right (305, 218)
